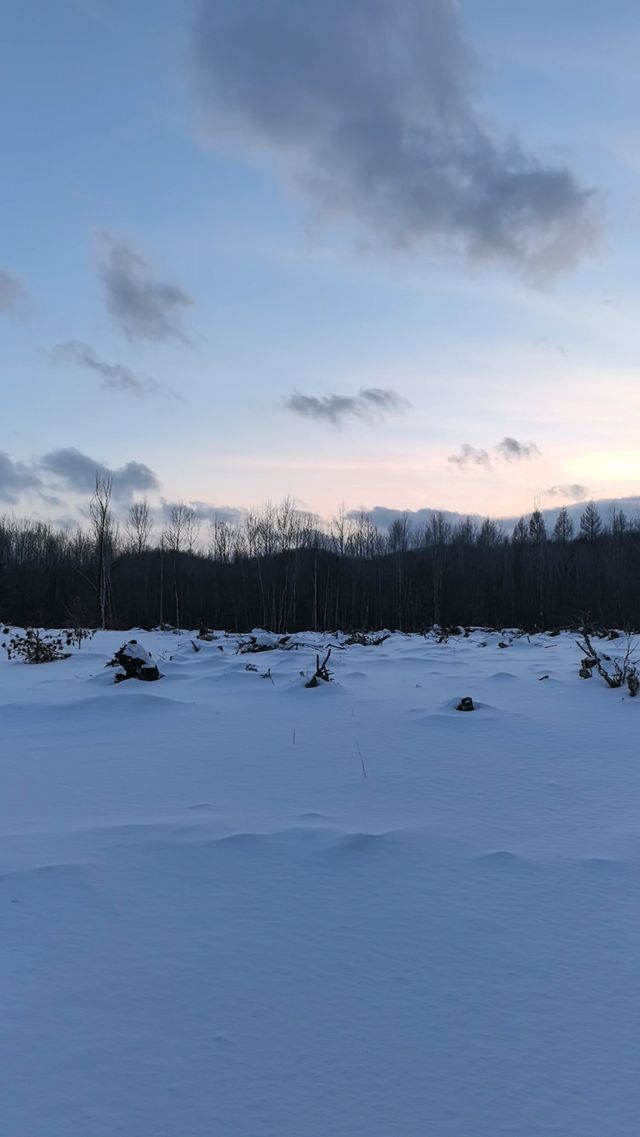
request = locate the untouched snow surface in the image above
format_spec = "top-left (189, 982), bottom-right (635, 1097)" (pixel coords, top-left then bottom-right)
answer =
top-left (2, 628), bottom-right (640, 1136)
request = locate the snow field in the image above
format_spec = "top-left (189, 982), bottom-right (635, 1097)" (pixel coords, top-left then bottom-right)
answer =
top-left (2, 629), bottom-right (640, 1136)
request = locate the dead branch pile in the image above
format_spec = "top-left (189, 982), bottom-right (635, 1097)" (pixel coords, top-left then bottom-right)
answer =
top-left (343, 632), bottom-right (390, 646)
top-left (577, 630), bottom-right (638, 696)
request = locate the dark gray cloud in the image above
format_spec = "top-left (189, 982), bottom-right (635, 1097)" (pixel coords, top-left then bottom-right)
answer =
top-left (546, 483), bottom-right (588, 501)
top-left (100, 236), bottom-right (192, 343)
top-left (51, 340), bottom-right (179, 400)
top-left (450, 436), bottom-right (541, 470)
top-left (39, 448), bottom-right (159, 500)
top-left (193, 0), bottom-right (599, 279)
top-left (0, 451), bottom-right (42, 504)
top-left (0, 270), bottom-right (26, 313)
top-left (286, 387), bottom-right (408, 426)
top-left (495, 437), bottom-right (541, 463)
top-left (448, 444), bottom-right (492, 470)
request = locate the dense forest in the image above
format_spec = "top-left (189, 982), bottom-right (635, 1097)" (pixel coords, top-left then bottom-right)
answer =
top-left (1, 478), bottom-right (640, 632)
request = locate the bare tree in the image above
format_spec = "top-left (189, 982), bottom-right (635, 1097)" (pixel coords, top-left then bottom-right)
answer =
top-left (387, 515), bottom-right (411, 555)
top-left (209, 516), bottom-right (233, 563)
top-left (162, 504), bottom-right (200, 627)
top-left (347, 510), bottom-right (381, 559)
top-left (126, 501), bottom-right (152, 555)
top-left (163, 504), bottom-right (199, 554)
top-left (477, 518), bottom-right (504, 546)
top-left (90, 474), bottom-right (115, 628)
top-left (6, 490), bottom-right (640, 633)
top-left (330, 504), bottom-right (348, 557)
top-left (451, 516), bottom-right (476, 546)
top-left (244, 509), bottom-right (259, 559)
top-left (256, 502), bottom-right (277, 558)
top-left (512, 516), bottom-right (530, 545)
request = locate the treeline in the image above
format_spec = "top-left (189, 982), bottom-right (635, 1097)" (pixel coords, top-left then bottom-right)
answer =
top-left (1, 482), bottom-right (640, 632)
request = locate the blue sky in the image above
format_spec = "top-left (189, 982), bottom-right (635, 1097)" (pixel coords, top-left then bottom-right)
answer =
top-left (2, 0), bottom-right (639, 524)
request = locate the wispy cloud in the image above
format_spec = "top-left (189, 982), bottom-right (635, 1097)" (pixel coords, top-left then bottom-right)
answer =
top-left (449, 436), bottom-right (541, 470)
top-left (193, 0), bottom-right (599, 280)
top-left (100, 235), bottom-right (192, 344)
top-left (0, 270), bottom-right (26, 314)
top-left (545, 483), bottom-right (588, 501)
top-left (495, 437), bottom-right (541, 463)
top-left (51, 340), bottom-right (180, 400)
top-left (448, 444), bottom-right (492, 470)
top-left (286, 387), bottom-right (409, 426)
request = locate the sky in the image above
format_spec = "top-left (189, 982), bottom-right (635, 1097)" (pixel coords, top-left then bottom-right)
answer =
top-left (2, 0), bottom-right (640, 527)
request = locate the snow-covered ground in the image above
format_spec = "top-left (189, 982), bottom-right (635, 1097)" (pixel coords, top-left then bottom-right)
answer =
top-left (2, 628), bottom-right (640, 1136)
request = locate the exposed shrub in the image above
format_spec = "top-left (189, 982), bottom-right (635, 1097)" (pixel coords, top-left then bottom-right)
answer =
top-left (3, 628), bottom-right (71, 664)
top-left (577, 630), bottom-right (639, 697)
top-left (64, 627), bottom-right (95, 650)
top-left (305, 648), bottom-right (332, 688)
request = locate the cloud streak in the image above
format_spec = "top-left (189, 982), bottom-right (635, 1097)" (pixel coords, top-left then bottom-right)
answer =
top-left (100, 236), bottom-right (192, 344)
top-left (51, 340), bottom-right (180, 400)
top-left (193, 0), bottom-right (599, 279)
top-left (286, 387), bottom-right (409, 426)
